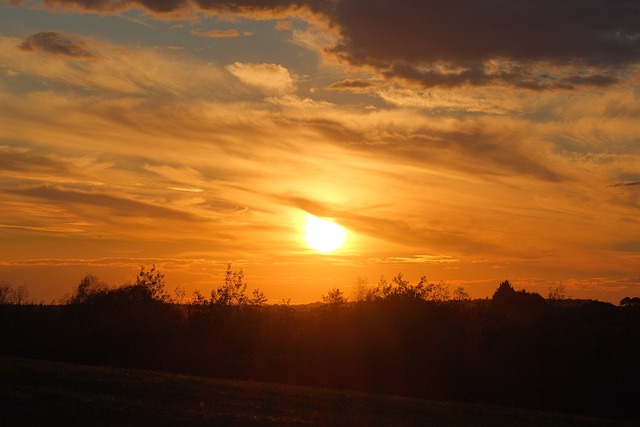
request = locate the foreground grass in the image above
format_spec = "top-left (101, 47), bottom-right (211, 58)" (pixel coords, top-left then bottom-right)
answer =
top-left (0, 357), bottom-right (636, 426)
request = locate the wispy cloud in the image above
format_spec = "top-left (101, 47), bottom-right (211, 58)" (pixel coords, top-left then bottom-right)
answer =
top-left (609, 181), bottom-right (640, 188)
top-left (367, 255), bottom-right (459, 265)
top-left (2, 33), bottom-right (231, 98)
top-left (191, 28), bottom-right (242, 38)
top-left (325, 78), bottom-right (383, 92)
top-left (6, 185), bottom-right (203, 222)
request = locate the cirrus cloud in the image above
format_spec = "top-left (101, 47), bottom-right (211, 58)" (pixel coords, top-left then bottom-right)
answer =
top-left (191, 28), bottom-right (248, 38)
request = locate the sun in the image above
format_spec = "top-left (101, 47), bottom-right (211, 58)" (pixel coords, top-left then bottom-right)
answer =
top-left (302, 215), bottom-right (347, 253)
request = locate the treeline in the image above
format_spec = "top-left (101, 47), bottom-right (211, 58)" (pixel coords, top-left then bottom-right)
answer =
top-left (0, 282), bottom-right (32, 305)
top-left (1, 267), bottom-right (639, 420)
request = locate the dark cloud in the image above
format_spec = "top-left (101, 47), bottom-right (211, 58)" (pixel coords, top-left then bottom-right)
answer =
top-left (26, 0), bottom-right (640, 89)
top-left (331, 1), bottom-right (640, 65)
top-left (136, 0), bottom-right (187, 12)
top-left (41, 0), bottom-right (187, 13)
top-left (328, 0), bottom-right (640, 89)
top-left (325, 79), bottom-right (381, 91)
top-left (41, 0), bottom-right (330, 15)
top-left (382, 60), bottom-right (621, 90)
top-left (20, 31), bottom-right (96, 58)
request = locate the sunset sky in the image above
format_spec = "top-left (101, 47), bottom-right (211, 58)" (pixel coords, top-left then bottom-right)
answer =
top-left (1, 0), bottom-right (639, 303)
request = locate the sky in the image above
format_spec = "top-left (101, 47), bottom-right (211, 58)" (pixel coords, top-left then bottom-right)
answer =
top-left (1, 0), bottom-right (639, 304)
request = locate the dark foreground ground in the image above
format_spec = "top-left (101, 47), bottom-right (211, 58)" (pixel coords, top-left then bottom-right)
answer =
top-left (1, 357), bottom-right (637, 427)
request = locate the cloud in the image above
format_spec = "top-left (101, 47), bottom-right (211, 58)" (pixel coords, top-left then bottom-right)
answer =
top-left (609, 181), bottom-right (640, 188)
top-left (6, 185), bottom-right (202, 221)
top-left (325, 78), bottom-right (383, 92)
top-left (377, 61), bottom-right (622, 90)
top-left (3, 3), bottom-right (640, 300)
top-left (268, 95), bottom-right (564, 182)
top-left (275, 20), bottom-right (293, 31)
top-left (144, 164), bottom-right (205, 184)
top-left (38, 0), bottom-right (329, 18)
top-left (376, 87), bottom-right (526, 115)
top-left (19, 31), bottom-right (96, 58)
top-left (367, 255), bottom-right (459, 265)
top-left (191, 28), bottom-right (240, 38)
top-left (3, 33), bottom-right (231, 98)
top-left (327, 0), bottom-right (640, 89)
top-left (0, 145), bottom-right (112, 185)
top-left (226, 62), bottom-right (296, 94)
top-left (168, 187), bottom-right (204, 193)
top-left (613, 240), bottom-right (640, 252)
top-left (291, 25), bottom-right (338, 52)
top-left (28, 0), bottom-right (640, 90)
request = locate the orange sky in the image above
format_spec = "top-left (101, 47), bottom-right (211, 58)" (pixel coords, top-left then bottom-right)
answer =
top-left (1, 0), bottom-right (639, 303)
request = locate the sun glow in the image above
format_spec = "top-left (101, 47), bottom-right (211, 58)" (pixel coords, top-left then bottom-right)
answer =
top-left (302, 215), bottom-right (347, 253)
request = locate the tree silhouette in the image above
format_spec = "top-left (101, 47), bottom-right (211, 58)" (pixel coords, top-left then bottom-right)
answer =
top-left (0, 282), bottom-right (13, 304)
top-left (452, 286), bottom-right (470, 301)
top-left (322, 287), bottom-right (348, 306)
top-left (210, 264), bottom-right (267, 307)
top-left (491, 279), bottom-right (546, 321)
top-left (250, 288), bottom-right (268, 306)
top-left (0, 282), bottom-right (31, 305)
top-left (135, 264), bottom-right (169, 302)
top-left (422, 278), bottom-right (450, 302)
top-left (353, 276), bottom-right (374, 302)
top-left (547, 283), bottom-right (568, 300)
top-left (1, 273), bottom-right (640, 419)
top-left (366, 274), bottom-right (453, 302)
top-left (70, 275), bottom-right (109, 304)
top-left (492, 280), bottom-right (516, 301)
top-left (620, 297), bottom-right (640, 308)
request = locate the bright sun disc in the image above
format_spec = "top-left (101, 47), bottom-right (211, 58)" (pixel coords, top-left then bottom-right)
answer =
top-left (303, 215), bottom-right (346, 253)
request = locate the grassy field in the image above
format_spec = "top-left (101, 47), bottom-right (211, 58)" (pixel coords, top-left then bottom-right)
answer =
top-left (0, 356), bottom-right (637, 426)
